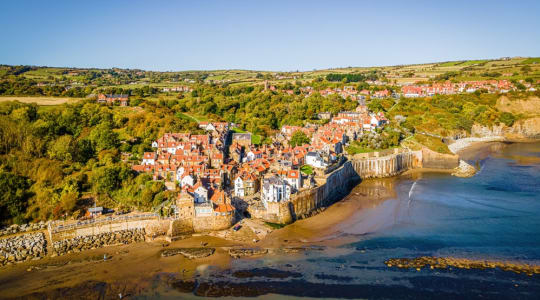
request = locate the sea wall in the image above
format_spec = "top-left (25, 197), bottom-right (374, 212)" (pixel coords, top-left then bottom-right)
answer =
top-left (0, 232), bottom-right (47, 266)
top-left (192, 214), bottom-right (235, 232)
top-left (51, 219), bottom-right (158, 242)
top-left (51, 229), bottom-right (145, 256)
top-left (0, 222), bottom-right (47, 237)
top-left (167, 214), bottom-right (235, 240)
top-left (351, 150), bottom-right (422, 178)
top-left (420, 148), bottom-right (459, 169)
top-left (273, 149), bottom-right (454, 224)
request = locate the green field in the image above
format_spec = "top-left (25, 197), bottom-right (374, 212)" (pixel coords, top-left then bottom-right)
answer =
top-left (523, 57), bottom-right (540, 64)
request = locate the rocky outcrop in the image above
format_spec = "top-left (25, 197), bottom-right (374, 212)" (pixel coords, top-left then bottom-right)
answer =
top-left (385, 256), bottom-right (540, 276)
top-left (0, 232), bottom-right (47, 266)
top-left (452, 160), bottom-right (477, 177)
top-left (471, 117), bottom-right (540, 140)
top-left (161, 247), bottom-right (215, 259)
top-left (228, 248), bottom-right (268, 258)
top-left (52, 229), bottom-right (145, 256)
top-left (0, 222), bottom-right (47, 237)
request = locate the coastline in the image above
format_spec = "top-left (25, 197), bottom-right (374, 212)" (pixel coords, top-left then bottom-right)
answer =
top-left (2, 141), bottom-right (540, 298)
top-left (448, 136), bottom-right (506, 154)
top-left (0, 178), bottom-right (404, 298)
top-left (2, 140), bottom-right (539, 298)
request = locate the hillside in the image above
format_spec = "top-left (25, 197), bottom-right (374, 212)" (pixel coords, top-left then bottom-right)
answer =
top-left (0, 57), bottom-right (539, 226)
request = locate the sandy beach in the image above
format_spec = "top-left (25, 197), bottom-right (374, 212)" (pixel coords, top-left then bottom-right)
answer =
top-left (0, 178), bottom-right (410, 299)
top-left (448, 136), bottom-right (506, 154)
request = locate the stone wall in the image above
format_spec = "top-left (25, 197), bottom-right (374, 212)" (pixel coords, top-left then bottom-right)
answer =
top-left (51, 219), bottom-right (158, 241)
top-left (0, 222), bottom-right (47, 237)
top-left (351, 150), bottom-right (422, 178)
top-left (167, 214), bottom-right (235, 239)
top-left (0, 232), bottom-right (46, 266)
top-left (265, 149), bottom-right (455, 224)
top-left (192, 214), bottom-right (235, 232)
top-left (420, 148), bottom-right (459, 169)
top-left (52, 229), bottom-right (145, 256)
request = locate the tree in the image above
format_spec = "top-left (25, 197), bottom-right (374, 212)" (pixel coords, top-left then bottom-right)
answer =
top-left (48, 135), bottom-right (75, 161)
top-left (0, 171), bottom-right (31, 224)
top-left (89, 122), bottom-right (119, 152)
top-left (290, 130), bottom-right (310, 147)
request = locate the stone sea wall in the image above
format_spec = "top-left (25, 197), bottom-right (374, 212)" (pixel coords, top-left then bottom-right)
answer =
top-left (168, 214), bottom-right (235, 238)
top-left (52, 229), bottom-right (145, 257)
top-left (0, 232), bottom-right (47, 266)
top-left (0, 222), bottom-right (47, 237)
top-left (51, 219), bottom-right (157, 241)
top-left (271, 149), bottom-right (456, 224)
top-left (420, 148), bottom-right (459, 169)
top-left (351, 150), bottom-right (422, 178)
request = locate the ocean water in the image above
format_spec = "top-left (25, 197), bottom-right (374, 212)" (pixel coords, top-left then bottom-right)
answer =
top-left (146, 142), bottom-right (540, 299)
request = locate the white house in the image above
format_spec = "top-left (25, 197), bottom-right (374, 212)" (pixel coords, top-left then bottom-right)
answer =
top-left (142, 152), bottom-right (156, 165)
top-left (285, 170), bottom-right (302, 192)
top-left (193, 184), bottom-right (208, 203)
top-left (305, 152), bottom-right (327, 168)
top-left (175, 167), bottom-right (185, 181)
top-left (261, 176), bottom-right (291, 208)
top-left (244, 151), bottom-right (256, 162)
top-left (194, 202), bottom-right (213, 217)
top-left (234, 176), bottom-right (245, 197)
top-left (180, 174), bottom-right (195, 187)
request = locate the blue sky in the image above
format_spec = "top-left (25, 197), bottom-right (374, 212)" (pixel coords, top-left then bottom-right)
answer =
top-left (1, 0), bottom-right (539, 71)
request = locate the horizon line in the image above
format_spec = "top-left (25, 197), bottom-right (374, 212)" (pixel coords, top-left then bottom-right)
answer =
top-left (1, 55), bottom-right (536, 73)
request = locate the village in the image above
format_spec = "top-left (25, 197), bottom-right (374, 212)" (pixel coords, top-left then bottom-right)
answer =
top-left (123, 96), bottom-right (387, 229)
top-left (82, 73), bottom-right (539, 231)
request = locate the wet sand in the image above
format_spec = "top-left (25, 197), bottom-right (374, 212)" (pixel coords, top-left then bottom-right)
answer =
top-left (0, 171), bottom-right (450, 299)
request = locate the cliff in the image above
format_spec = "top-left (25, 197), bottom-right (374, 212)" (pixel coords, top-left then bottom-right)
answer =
top-left (471, 117), bottom-right (540, 140)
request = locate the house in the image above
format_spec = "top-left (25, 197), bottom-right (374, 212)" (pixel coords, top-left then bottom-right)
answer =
top-left (234, 176), bottom-right (246, 197)
top-left (193, 183), bottom-right (208, 203)
top-left (180, 174), bottom-right (195, 187)
top-left (97, 94), bottom-right (129, 106)
top-left (175, 191), bottom-right (194, 219)
top-left (372, 89), bottom-right (390, 99)
top-left (305, 152), bottom-right (327, 168)
top-left (87, 207), bottom-right (103, 217)
top-left (318, 112), bottom-right (332, 120)
top-left (261, 176), bottom-right (292, 208)
top-left (285, 170), bottom-right (302, 192)
top-left (234, 172), bottom-right (258, 197)
top-left (142, 152), bottom-right (157, 165)
top-left (232, 133), bottom-right (252, 147)
top-left (210, 189), bottom-right (235, 216)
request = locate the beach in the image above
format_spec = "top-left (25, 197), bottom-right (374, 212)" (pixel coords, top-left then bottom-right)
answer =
top-left (0, 177), bottom-right (409, 299)
top-left (2, 141), bottom-right (540, 299)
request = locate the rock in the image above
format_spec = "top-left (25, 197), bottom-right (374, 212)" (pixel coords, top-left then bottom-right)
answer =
top-left (452, 160), bottom-right (477, 177)
top-left (228, 248), bottom-right (268, 258)
top-left (161, 248), bottom-right (215, 259)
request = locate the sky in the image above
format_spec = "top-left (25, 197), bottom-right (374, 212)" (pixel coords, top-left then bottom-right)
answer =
top-left (1, 0), bottom-right (539, 71)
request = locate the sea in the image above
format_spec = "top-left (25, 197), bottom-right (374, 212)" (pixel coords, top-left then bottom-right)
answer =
top-left (142, 142), bottom-right (540, 299)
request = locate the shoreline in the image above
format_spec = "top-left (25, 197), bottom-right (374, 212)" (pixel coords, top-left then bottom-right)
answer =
top-left (2, 141), bottom-right (538, 298)
top-left (448, 136), bottom-right (506, 154)
top-left (0, 178), bottom-right (404, 298)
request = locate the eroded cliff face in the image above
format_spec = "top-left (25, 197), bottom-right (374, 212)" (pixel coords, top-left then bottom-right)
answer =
top-left (471, 117), bottom-right (540, 140)
top-left (496, 95), bottom-right (540, 117)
